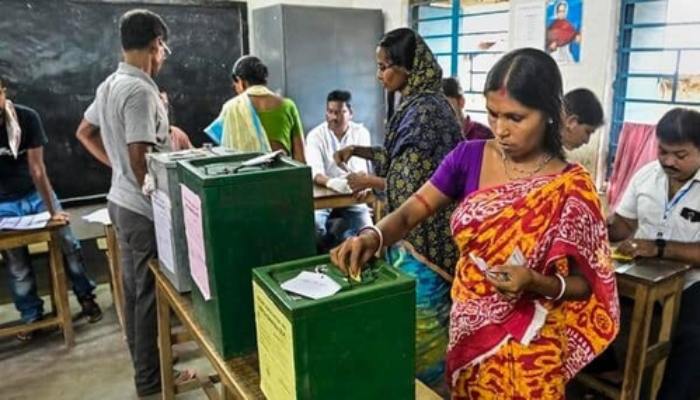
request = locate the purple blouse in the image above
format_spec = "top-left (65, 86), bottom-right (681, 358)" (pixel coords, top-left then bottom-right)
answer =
top-left (430, 140), bottom-right (486, 200)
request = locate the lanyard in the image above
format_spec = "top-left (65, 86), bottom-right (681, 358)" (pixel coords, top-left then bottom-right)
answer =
top-left (663, 180), bottom-right (697, 220)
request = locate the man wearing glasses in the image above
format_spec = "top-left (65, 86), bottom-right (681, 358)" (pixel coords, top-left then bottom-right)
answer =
top-left (76, 9), bottom-right (194, 398)
top-left (0, 78), bottom-right (102, 340)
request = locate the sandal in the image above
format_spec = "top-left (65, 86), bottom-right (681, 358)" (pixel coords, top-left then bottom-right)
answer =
top-left (16, 330), bottom-right (33, 342)
top-left (173, 368), bottom-right (197, 386)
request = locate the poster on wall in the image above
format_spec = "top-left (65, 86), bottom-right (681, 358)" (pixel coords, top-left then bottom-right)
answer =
top-left (512, 1), bottom-right (546, 50)
top-left (545, 0), bottom-right (583, 64)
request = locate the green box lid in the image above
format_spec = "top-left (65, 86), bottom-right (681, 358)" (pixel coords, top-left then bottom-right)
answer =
top-left (179, 152), bottom-right (309, 187)
top-left (253, 254), bottom-right (415, 315)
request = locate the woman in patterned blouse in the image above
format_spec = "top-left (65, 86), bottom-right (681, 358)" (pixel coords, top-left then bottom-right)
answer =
top-left (334, 28), bottom-right (463, 389)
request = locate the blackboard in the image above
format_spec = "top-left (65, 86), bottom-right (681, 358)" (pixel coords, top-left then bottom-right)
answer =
top-left (0, 0), bottom-right (248, 202)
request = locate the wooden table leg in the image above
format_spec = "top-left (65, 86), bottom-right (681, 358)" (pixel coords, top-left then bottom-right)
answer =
top-left (49, 231), bottom-right (74, 347)
top-left (105, 225), bottom-right (126, 333)
top-left (156, 279), bottom-right (175, 400)
top-left (650, 279), bottom-right (684, 398)
top-left (620, 285), bottom-right (655, 399)
top-left (220, 385), bottom-right (237, 400)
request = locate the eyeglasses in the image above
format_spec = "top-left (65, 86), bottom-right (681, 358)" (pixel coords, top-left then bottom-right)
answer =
top-left (159, 39), bottom-right (172, 58)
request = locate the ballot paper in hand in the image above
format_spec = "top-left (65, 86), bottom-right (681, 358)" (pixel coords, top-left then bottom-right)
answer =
top-left (469, 246), bottom-right (526, 282)
top-left (508, 247), bottom-right (527, 266)
top-left (281, 271), bottom-right (342, 300)
top-left (0, 211), bottom-right (51, 231)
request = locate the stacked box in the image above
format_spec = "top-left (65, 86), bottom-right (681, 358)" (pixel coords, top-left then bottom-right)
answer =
top-left (146, 147), bottom-right (233, 292)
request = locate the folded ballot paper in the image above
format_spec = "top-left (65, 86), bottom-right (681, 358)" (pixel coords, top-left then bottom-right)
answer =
top-left (469, 247), bottom-right (526, 281)
top-left (281, 270), bottom-right (342, 300)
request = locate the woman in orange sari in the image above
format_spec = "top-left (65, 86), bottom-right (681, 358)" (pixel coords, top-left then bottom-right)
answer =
top-left (331, 48), bottom-right (619, 398)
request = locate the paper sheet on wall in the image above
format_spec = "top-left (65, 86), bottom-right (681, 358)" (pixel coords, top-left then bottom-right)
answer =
top-left (512, 2), bottom-right (546, 50)
top-left (152, 190), bottom-right (175, 274)
top-left (0, 211), bottom-right (51, 230)
top-left (181, 184), bottom-right (210, 300)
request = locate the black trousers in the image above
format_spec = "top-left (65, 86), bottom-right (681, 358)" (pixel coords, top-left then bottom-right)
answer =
top-left (657, 282), bottom-right (700, 400)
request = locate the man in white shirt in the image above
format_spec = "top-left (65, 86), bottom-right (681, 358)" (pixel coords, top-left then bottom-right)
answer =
top-left (305, 90), bottom-right (373, 251)
top-left (608, 108), bottom-right (700, 400)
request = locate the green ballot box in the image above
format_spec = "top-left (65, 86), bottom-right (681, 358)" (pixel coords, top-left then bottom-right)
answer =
top-left (252, 254), bottom-right (416, 400)
top-left (178, 152), bottom-right (316, 358)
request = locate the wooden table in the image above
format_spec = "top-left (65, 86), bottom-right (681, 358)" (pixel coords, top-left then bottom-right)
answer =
top-left (150, 260), bottom-right (441, 400)
top-left (0, 221), bottom-right (74, 347)
top-left (576, 258), bottom-right (690, 399)
top-left (313, 184), bottom-right (383, 221)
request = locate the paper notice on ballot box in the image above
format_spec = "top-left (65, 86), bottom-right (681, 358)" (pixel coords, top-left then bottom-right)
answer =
top-left (181, 184), bottom-right (210, 300)
top-left (152, 190), bottom-right (175, 274)
top-left (281, 271), bottom-right (342, 300)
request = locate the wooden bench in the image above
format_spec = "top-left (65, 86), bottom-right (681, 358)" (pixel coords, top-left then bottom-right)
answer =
top-left (0, 221), bottom-right (74, 347)
top-left (576, 259), bottom-right (690, 399)
top-left (149, 260), bottom-right (441, 400)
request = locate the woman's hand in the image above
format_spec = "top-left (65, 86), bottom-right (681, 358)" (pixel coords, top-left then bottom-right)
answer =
top-left (486, 264), bottom-right (534, 298)
top-left (347, 172), bottom-right (372, 192)
top-left (330, 232), bottom-right (380, 280)
top-left (333, 146), bottom-right (355, 169)
top-left (618, 239), bottom-right (657, 258)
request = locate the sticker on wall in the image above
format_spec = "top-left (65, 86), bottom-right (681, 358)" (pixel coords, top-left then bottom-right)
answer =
top-left (545, 0), bottom-right (583, 64)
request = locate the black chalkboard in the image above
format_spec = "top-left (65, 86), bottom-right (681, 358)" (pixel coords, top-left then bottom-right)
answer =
top-left (0, 0), bottom-right (247, 202)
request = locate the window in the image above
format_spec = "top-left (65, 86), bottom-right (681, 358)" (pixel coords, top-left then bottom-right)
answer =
top-left (411, 0), bottom-right (510, 124)
top-left (610, 0), bottom-right (700, 164)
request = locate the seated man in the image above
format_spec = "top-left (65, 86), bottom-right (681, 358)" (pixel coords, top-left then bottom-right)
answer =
top-left (608, 108), bottom-right (700, 400)
top-left (305, 90), bottom-right (373, 251)
top-left (441, 77), bottom-right (493, 140)
top-left (562, 88), bottom-right (604, 150)
top-left (0, 77), bottom-right (101, 339)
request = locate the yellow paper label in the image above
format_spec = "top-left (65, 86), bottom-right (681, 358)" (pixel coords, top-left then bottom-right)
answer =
top-left (253, 282), bottom-right (296, 400)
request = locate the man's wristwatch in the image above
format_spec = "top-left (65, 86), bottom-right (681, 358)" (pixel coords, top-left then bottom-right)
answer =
top-left (655, 238), bottom-right (667, 258)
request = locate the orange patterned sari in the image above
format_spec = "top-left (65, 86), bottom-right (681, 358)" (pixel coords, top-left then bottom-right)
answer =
top-left (447, 164), bottom-right (619, 399)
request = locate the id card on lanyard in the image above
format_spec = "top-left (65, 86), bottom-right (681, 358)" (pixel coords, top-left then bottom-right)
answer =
top-left (658, 180), bottom-right (696, 238)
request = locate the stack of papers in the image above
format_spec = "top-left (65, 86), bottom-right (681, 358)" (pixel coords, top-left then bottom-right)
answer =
top-left (82, 208), bottom-right (111, 225)
top-left (0, 211), bottom-right (51, 231)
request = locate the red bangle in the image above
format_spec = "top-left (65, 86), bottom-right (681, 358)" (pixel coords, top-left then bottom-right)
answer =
top-left (413, 193), bottom-right (433, 214)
